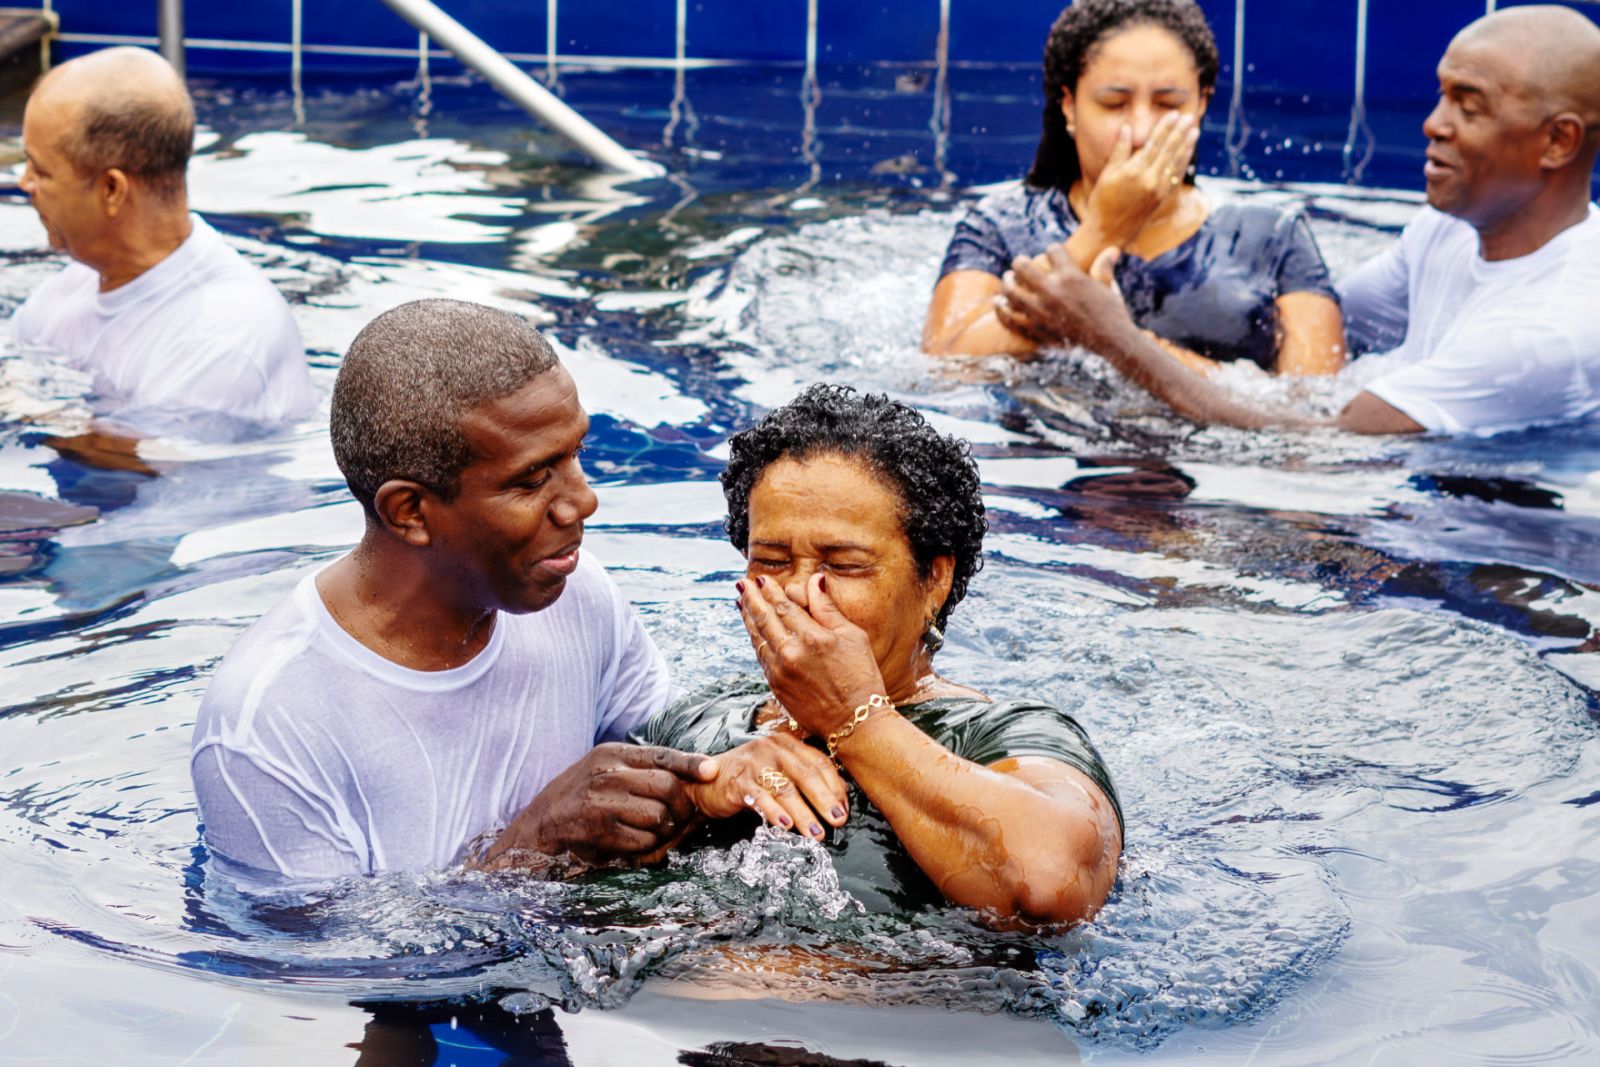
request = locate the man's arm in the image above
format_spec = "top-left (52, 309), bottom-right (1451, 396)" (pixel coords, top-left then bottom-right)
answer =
top-left (999, 245), bottom-right (1422, 436)
top-left (1336, 390), bottom-right (1426, 434)
top-left (41, 427), bottom-right (158, 476)
top-left (1338, 238), bottom-right (1411, 356)
top-left (191, 743), bottom-right (366, 881)
top-left (477, 743), bottom-right (717, 870)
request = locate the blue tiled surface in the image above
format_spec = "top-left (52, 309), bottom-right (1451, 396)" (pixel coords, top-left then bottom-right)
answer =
top-left (46, 1), bottom-right (1600, 107)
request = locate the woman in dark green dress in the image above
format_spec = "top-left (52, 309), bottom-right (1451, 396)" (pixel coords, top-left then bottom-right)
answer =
top-left (640, 385), bottom-right (1123, 924)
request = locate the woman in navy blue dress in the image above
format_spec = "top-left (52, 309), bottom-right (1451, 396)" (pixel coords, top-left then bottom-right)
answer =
top-left (924, 0), bottom-right (1345, 378)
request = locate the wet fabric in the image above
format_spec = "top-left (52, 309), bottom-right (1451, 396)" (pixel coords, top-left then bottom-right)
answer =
top-left (9, 214), bottom-right (314, 427)
top-left (634, 676), bottom-right (1123, 914)
top-left (1341, 204), bottom-right (1600, 435)
top-left (938, 181), bottom-right (1338, 370)
top-left (191, 550), bottom-right (671, 885)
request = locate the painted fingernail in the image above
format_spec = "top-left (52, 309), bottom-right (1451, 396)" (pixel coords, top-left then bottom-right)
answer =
top-left (778, 814), bottom-right (792, 828)
top-left (755, 576), bottom-right (766, 588)
top-left (818, 575), bottom-right (827, 593)
top-left (830, 806), bottom-right (844, 820)
top-left (809, 824), bottom-right (823, 837)
top-left (736, 580), bottom-right (746, 594)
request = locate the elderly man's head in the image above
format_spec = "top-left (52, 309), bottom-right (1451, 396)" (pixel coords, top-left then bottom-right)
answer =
top-left (1423, 5), bottom-right (1600, 227)
top-left (332, 300), bottom-right (597, 614)
top-left (19, 47), bottom-right (194, 260)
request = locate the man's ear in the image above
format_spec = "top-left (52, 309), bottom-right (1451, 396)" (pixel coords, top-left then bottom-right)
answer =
top-left (100, 168), bottom-right (131, 218)
top-left (372, 480), bottom-right (434, 547)
top-left (1540, 112), bottom-right (1585, 171)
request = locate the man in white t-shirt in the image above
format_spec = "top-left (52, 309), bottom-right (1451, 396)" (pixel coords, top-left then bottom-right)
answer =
top-left (994, 5), bottom-right (1600, 436)
top-left (8, 47), bottom-right (312, 428)
top-left (190, 300), bottom-right (715, 884)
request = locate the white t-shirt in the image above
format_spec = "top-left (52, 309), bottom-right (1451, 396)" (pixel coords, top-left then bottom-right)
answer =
top-left (190, 551), bottom-right (672, 884)
top-left (1339, 204), bottom-right (1600, 435)
top-left (9, 214), bottom-right (314, 426)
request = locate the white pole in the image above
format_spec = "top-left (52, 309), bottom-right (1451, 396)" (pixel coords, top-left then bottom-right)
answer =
top-left (377, 0), bottom-right (662, 177)
top-left (158, 0), bottom-right (185, 78)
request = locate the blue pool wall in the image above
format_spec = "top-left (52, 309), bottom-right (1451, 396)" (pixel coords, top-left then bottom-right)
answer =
top-left (42, 1), bottom-right (1600, 193)
top-left (47, 1), bottom-right (1600, 103)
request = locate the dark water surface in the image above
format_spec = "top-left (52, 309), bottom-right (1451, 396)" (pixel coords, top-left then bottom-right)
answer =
top-left (1, 70), bottom-right (1597, 1066)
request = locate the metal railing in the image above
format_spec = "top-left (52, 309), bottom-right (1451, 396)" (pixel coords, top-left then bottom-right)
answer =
top-left (150, 0), bottom-right (660, 177)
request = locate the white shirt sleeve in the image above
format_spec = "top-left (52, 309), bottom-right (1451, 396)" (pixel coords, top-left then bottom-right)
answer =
top-left (592, 570), bottom-right (673, 743)
top-left (192, 741), bottom-right (366, 882)
top-left (1338, 239), bottom-right (1411, 356)
top-left (1365, 325), bottom-right (1589, 435)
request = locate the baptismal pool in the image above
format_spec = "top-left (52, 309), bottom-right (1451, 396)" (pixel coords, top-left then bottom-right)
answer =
top-left (1, 66), bottom-right (1598, 1067)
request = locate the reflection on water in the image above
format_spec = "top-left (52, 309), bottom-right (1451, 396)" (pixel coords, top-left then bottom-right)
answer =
top-left (1, 73), bottom-right (1598, 1067)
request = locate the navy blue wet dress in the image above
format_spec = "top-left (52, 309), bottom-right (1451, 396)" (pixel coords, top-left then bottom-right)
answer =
top-left (939, 182), bottom-right (1339, 371)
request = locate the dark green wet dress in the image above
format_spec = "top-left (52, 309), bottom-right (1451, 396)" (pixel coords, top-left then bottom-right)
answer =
top-left (633, 677), bottom-right (1123, 915)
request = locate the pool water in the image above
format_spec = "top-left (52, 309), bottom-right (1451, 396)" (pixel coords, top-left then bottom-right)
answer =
top-left (2, 68), bottom-right (1598, 1066)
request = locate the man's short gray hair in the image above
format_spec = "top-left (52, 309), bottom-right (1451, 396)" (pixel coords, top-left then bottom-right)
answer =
top-left (62, 87), bottom-right (195, 202)
top-left (331, 299), bottom-right (561, 515)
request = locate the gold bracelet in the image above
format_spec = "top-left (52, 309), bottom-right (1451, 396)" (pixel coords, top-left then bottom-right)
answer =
top-left (826, 694), bottom-right (891, 757)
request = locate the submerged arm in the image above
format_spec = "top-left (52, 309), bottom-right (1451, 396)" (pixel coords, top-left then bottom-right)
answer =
top-left (1000, 244), bottom-right (1419, 435)
top-left (923, 222), bottom-right (1118, 357)
top-left (1274, 291), bottom-right (1348, 377)
top-left (832, 715), bottom-right (1120, 922)
top-left (739, 574), bottom-right (1120, 923)
top-left (923, 271), bottom-right (1039, 357)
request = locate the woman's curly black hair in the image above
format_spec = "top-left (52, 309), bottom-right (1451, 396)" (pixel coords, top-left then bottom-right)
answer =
top-left (720, 384), bottom-right (986, 630)
top-left (1026, 0), bottom-right (1220, 193)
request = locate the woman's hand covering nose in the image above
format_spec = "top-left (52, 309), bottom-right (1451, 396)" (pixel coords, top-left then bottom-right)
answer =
top-left (737, 573), bottom-right (888, 740)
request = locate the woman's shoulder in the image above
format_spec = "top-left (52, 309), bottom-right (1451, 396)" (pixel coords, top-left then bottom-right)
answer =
top-left (966, 180), bottom-right (1070, 218)
top-left (904, 693), bottom-right (1096, 748)
top-left (908, 693), bottom-right (1123, 834)
top-left (637, 675), bottom-right (769, 752)
top-left (1203, 196), bottom-right (1308, 237)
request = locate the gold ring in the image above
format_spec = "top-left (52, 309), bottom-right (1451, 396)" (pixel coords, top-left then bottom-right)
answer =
top-left (1169, 174), bottom-right (1181, 186)
top-left (758, 768), bottom-right (793, 795)
top-left (755, 639), bottom-right (770, 657)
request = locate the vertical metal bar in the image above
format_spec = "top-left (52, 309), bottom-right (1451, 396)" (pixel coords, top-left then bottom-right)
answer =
top-left (800, 0), bottom-right (821, 188)
top-left (415, 30), bottom-right (432, 138)
top-left (1223, 0), bottom-right (1248, 176)
top-left (545, 0), bottom-right (559, 87)
top-left (930, 0), bottom-right (952, 185)
top-left (1343, 0), bottom-right (1375, 182)
top-left (663, 0), bottom-right (690, 147)
top-left (291, 0), bottom-right (304, 126)
top-left (40, 0), bottom-right (53, 71)
top-left (158, 0), bottom-right (185, 78)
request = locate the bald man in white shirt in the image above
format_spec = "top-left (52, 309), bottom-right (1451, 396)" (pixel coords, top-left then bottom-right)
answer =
top-left (10, 47), bottom-right (313, 429)
top-left (997, 6), bottom-right (1600, 437)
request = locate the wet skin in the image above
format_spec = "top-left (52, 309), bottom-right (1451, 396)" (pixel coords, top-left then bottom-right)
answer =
top-left (926, 24), bottom-right (1344, 377)
top-left (17, 48), bottom-right (194, 291)
top-left (1421, 32), bottom-right (1593, 260)
top-left (730, 452), bottom-right (1122, 923)
top-left (19, 93), bottom-right (96, 257)
top-left (318, 365), bottom-right (715, 868)
top-left (428, 365), bottom-right (598, 618)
